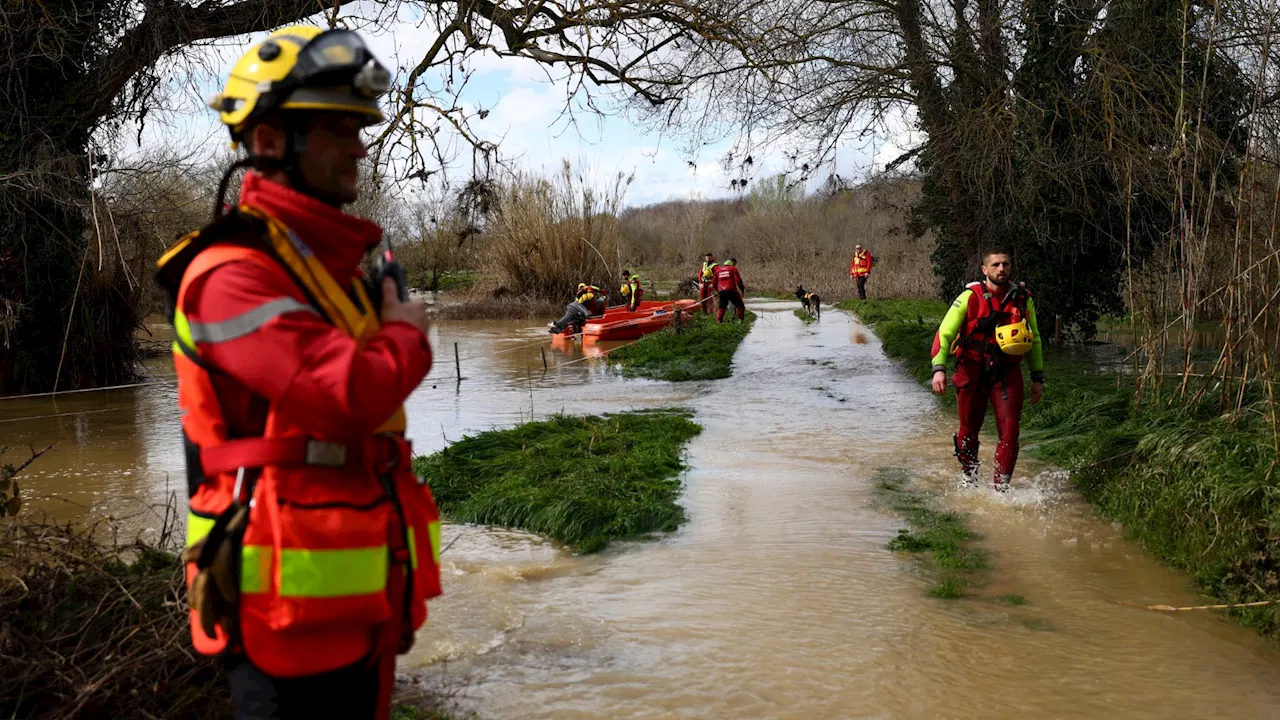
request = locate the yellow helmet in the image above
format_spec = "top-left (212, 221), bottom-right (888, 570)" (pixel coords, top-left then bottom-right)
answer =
top-left (995, 319), bottom-right (1033, 355)
top-left (208, 25), bottom-right (391, 142)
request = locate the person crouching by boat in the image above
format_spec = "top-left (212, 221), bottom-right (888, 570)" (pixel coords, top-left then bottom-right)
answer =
top-left (548, 283), bottom-right (606, 334)
top-left (620, 270), bottom-right (644, 312)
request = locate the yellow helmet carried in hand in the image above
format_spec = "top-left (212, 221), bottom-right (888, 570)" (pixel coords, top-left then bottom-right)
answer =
top-left (208, 25), bottom-right (391, 143)
top-left (995, 319), bottom-right (1033, 355)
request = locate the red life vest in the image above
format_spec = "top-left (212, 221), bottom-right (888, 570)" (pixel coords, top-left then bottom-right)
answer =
top-left (155, 205), bottom-right (442, 677)
top-left (933, 281), bottom-right (1032, 364)
top-left (714, 264), bottom-right (741, 292)
top-left (850, 251), bottom-right (873, 276)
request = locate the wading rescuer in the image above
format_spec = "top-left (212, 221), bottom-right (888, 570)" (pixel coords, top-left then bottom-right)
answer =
top-left (930, 248), bottom-right (1044, 492)
top-left (549, 282), bottom-right (606, 334)
top-left (849, 244), bottom-right (874, 299)
top-left (620, 270), bottom-right (644, 311)
top-left (153, 26), bottom-right (442, 719)
top-left (697, 252), bottom-right (718, 306)
top-left (714, 258), bottom-right (745, 322)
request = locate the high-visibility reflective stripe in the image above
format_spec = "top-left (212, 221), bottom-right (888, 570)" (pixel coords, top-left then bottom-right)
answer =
top-left (186, 511), bottom-right (216, 547)
top-left (174, 309), bottom-right (195, 349)
top-left (185, 512), bottom-right (385, 596)
top-left (241, 546), bottom-right (271, 594)
top-left (428, 521), bottom-right (441, 565)
top-left (406, 522), bottom-right (442, 571)
top-left (184, 297), bottom-right (316, 344)
top-left (279, 546), bottom-right (388, 598)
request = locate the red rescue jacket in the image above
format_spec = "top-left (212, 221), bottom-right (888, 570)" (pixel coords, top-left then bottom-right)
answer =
top-left (931, 280), bottom-right (1032, 364)
top-left (714, 264), bottom-right (743, 293)
top-left (850, 251), bottom-right (873, 277)
top-left (155, 172), bottom-right (442, 678)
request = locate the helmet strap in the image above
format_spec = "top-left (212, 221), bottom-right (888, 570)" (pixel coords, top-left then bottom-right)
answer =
top-left (213, 156), bottom-right (256, 219)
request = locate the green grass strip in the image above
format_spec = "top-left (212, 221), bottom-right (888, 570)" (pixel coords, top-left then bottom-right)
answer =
top-left (792, 308), bottom-right (818, 325)
top-left (412, 409), bottom-right (703, 553)
top-left (608, 311), bottom-right (756, 382)
top-left (873, 467), bottom-right (988, 599)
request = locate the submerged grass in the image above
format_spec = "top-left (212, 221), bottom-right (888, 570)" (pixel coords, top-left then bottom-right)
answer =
top-left (792, 308), bottom-right (818, 325)
top-left (874, 468), bottom-right (988, 598)
top-left (851, 298), bottom-right (1280, 640)
top-left (608, 311), bottom-right (756, 382)
top-left (412, 409), bottom-right (703, 553)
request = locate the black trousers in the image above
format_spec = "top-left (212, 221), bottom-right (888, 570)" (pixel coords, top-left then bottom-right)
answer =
top-left (717, 290), bottom-right (745, 320)
top-left (856, 275), bottom-right (868, 299)
top-left (225, 655), bottom-right (380, 720)
top-left (550, 301), bottom-right (590, 333)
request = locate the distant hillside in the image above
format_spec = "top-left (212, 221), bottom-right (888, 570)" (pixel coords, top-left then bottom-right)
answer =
top-left (617, 177), bottom-right (938, 301)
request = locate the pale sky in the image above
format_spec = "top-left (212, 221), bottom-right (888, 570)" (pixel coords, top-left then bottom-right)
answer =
top-left (108, 5), bottom-right (920, 208)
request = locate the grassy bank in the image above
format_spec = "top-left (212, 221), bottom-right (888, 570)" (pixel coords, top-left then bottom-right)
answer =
top-left (845, 297), bottom-right (1280, 639)
top-left (412, 409), bottom-right (702, 553)
top-left (608, 311), bottom-right (756, 382)
top-left (874, 468), bottom-right (988, 599)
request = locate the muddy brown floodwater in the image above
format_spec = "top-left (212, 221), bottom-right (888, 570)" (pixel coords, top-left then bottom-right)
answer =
top-left (5, 299), bottom-right (1280, 719)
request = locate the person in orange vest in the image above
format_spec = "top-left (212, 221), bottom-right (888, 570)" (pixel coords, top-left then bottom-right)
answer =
top-left (153, 26), bottom-right (442, 719)
top-left (849, 244), bottom-right (874, 299)
top-left (620, 270), bottom-right (644, 311)
top-left (929, 248), bottom-right (1044, 492)
top-left (714, 258), bottom-right (745, 322)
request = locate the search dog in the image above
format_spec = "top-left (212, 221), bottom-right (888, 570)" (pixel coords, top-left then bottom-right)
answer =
top-left (795, 285), bottom-right (821, 318)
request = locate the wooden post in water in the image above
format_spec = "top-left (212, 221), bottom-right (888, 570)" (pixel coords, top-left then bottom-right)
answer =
top-left (541, 347), bottom-right (548, 372)
top-left (454, 342), bottom-right (461, 381)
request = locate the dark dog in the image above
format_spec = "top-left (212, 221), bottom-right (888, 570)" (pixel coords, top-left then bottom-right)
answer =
top-left (795, 285), bottom-right (821, 318)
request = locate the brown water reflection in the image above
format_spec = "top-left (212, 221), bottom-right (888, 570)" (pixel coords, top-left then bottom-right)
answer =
top-left (5, 299), bottom-right (1280, 718)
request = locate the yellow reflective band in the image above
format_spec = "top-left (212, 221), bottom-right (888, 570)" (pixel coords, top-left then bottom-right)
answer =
top-left (241, 546), bottom-right (271, 594)
top-left (185, 514), bottom-right (269, 594)
top-left (429, 520), bottom-right (442, 565)
top-left (278, 546), bottom-right (388, 598)
top-left (174, 308), bottom-right (195, 349)
top-left (405, 522), bottom-right (441, 570)
top-left (186, 511), bottom-right (216, 547)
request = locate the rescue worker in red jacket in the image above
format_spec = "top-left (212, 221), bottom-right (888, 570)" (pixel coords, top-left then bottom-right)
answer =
top-left (153, 26), bottom-right (442, 719)
top-left (714, 258), bottom-right (746, 322)
top-left (620, 270), bottom-right (644, 311)
top-left (849, 244), bottom-right (874, 299)
top-left (929, 248), bottom-right (1045, 492)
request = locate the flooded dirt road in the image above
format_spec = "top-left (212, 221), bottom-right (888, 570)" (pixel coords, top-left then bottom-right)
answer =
top-left (6, 300), bottom-right (1280, 718)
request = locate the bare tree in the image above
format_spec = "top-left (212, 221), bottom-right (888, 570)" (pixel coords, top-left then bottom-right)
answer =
top-left (0, 0), bottom-right (752, 391)
top-left (648, 0), bottom-right (1263, 338)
